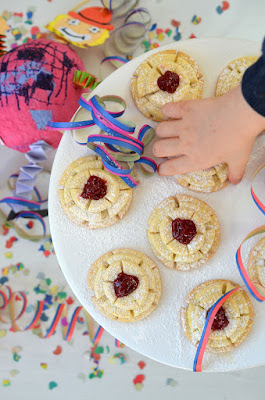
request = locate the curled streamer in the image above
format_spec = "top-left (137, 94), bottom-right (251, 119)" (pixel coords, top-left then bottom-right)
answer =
top-left (100, 1), bottom-right (151, 68)
top-left (193, 163), bottom-right (265, 372)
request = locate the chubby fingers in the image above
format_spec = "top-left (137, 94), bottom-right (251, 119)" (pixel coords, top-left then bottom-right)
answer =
top-left (162, 101), bottom-right (187, 119)
top-left (153, 138), bottom-right (183, 158)
top-left (158, 156), bottom-right (193, 176)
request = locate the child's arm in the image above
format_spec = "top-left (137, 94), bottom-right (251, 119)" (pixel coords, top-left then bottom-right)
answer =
top-left (154, 39), bottom-right (265, 184)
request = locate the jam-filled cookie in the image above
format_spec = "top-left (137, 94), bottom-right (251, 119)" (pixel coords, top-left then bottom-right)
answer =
top-left (88, 249), bottom-right (161, 322)
top-left (215, 56), bottom-right (258, 97)
top-left (59, 156), bottom-right (132, 228)
top-left (176, 163), bottom-right (229, 193)
top-left (147, 195), bottom-right (220, 270)
top-left (248, 237), bottom-right (265, 288)
top-left (131, 50), bottom-right (204, 121)
top-left (181, 279), bottom-right (254, 353)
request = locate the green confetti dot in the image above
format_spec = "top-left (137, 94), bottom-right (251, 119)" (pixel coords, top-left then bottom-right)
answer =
top-left (94, 346), bottom-right (104, 354)
top-left (49, 381), bottom-right (58, 390)
top-left (3, 379), bottom-right (11, 387)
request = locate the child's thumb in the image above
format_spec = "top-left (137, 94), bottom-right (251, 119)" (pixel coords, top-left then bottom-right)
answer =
top-left (227, 160), bottom-right (246, 185)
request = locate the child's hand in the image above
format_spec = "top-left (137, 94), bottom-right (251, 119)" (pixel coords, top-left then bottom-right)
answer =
top-left (153, 85), bottom-right (265, 184)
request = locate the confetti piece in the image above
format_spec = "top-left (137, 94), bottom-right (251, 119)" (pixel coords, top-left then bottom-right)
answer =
top-left (216, 5), bottom-right (223, 14)
top-left (157, 32), bottom-right (164, 41)
top-left (109, 353), bottom-right (126, 365)
top-left (26, 220), bottom-right (34, 229)
top-left (156, 28), bottom-right (163, 35)
top-left (43, 250), bottom-right (50, 257)
top-left (23, 268), bottom-right (30, 276)
top-left (53, 346), bottom-right (62, 355)
top-left (149, 23), bottom-right (157, 31)
top-left (37, 272), bottom-right (45, 280)
top-left (49, 381), bottom-right (58, 390)
top-left (89, 368), bottom-right (104, 379)
top-left (25, 304), bottom-right (34, 313)
top-left (40, 363), bottom-right (47, 369)
top-left (173, 32), bottom-right (182, 41)
top-left (0, 277), bottom-right (8, 285)
top-left (50, 285), bottom-right (58, 295)
top-left (171, 19), bottom-right (180, 27)
top-left (138, 361), bottom-right (146, 369)
top-left (66, 296), bottom-right (74, 305)
top-left (77, 373), bottom-right (86, 382)
top-left (166, 378), bottom-right (177, 387)
top-left (40, 313), bottom-right (48, 322)
top-left (2, 379), bottom-right (11, 387)
top-left (4, 252), bottom-right (12, 258)
top-left (61, 317), bottom-right (68, 327)
top-left (5, 236), bottom-right (18, 248)
top-left (222, 1), bottom-right (230, 10)
top-left (9, 369), bottom-right (19, 377)
top-left (191, 15), bottom-right (201, 24)
top-left (133, 374), bottom-right (145, 385)
top-left (94, 346), bottom-right (104, 354)
top-left (135, 383), bottom-right (143, 391)
top-left (189, 33), bottom-right (196, 39)
top-left (13, 353), bottom-right (21, 362)
top-left (0, 329), bottom-right (7, 338)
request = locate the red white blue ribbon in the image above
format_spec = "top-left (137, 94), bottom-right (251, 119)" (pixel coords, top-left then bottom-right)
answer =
top-left (48, 95), bottom-right (157, 188)
top-left (193, 163), bottom-right (265, 371)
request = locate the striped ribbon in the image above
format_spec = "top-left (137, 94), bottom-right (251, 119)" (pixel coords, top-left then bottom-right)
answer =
top-left (47, 95), bottom-right (157, 188)
top-left (0, 284), bottom-right (101, 343)
top-left (193, 162), bottom-right (265, 371)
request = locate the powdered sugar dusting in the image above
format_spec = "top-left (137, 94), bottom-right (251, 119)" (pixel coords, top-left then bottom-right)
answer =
top-left (49, 39), bottom-right (264, 372)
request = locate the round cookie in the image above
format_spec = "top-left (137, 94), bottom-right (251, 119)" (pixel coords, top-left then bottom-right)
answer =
top-left (248, 237), bottom-right (265, 288)
top-left (87, 249), bottom-right (161, 322)
top-left (131, 50), bottom-right (204, 121)
top-left (176, 163), bottom-right (229, 193)
top-left (59, 156), bottom-right (132, 228)
top-left (147, 195), bottom-right (220, 270)
top-left (181, 279), bottom-right (254, 353)
top-left (215, 56), bottom-right (258, 97)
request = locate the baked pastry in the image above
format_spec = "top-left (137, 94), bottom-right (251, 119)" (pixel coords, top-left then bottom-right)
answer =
top-left (131, 50), bottom-right (204, 121)
top-left (147, 195), bottom-right (220, 270)
top-left (248, 237), bottom-right (265, 288)
top-left (215, 56), bottom-right (258, 97)
top-left (87, 249), bottom-right (161, 322)
top-left (176, 163), bottom-right (229, 193)
top-left (181, 279), bottom-right (254, 353)
top-left (59, 156), bottom-right (132, 228)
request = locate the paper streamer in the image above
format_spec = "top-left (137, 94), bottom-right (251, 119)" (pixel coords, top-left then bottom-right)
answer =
top-left (100, 2), bottom-right (151, 70)
top-left (1, 140), bottom-right (52, 214)
top-left (251, 162), bottom-right (265, 215)
top-left (0, 284), bottom-right (103, 343)
top-left (193, 163), bottom-right (265, 371)
top-left (47, 95), bottom-right (157, 188)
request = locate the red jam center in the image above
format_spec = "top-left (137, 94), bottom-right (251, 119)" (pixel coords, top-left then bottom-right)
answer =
top-left (80, 175), bottom-right (107, 200)
top-left (206, 306), bottom-right (229, 331)
top-left (172, 218), bottom-right (197, 245)
top-left (157, 71), bottom-right (180, 93)
top-left (113, 272), bottom-right (139, 298)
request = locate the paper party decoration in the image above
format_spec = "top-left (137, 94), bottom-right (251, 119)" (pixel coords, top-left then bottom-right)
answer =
top-left (0, 39), bottom-right (85, 152)
top-left (46, 6), bottom-right (114, 48)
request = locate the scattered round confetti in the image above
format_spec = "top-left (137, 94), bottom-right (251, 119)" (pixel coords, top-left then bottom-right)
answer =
top-left (138, 361), bottom-right (146, 369)
top-left (40, 363), bottom-right (47, 370)
top-left (2, 379), bottom-right (11, 387)
top-left (49, 381), bottom-right (58, 390)
top-left (53, 345), bottom-right (62, 355)
top-left (9, 369), bottom-right (19, 377)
